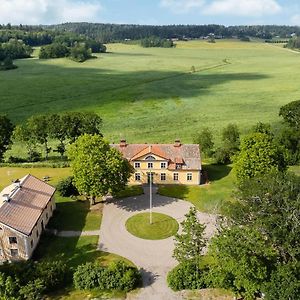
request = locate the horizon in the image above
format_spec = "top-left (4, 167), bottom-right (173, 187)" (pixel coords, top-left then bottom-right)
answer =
top-left (1, 0), bottom-right (300, 27)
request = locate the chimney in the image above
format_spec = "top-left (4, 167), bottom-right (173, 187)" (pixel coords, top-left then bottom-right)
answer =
top-left (120, 139), bottom-right (127, 147)
top-left (174, 139), bottom-right (181, 147)
top-left (13, 179), bottom-right (21, 189)
top-left (2, 194), bottom-right (10, 203)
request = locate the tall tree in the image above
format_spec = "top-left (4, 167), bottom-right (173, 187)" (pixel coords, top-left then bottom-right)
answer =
top-left (233, 132), bottom-right (286, 184)
top-left (0, 115), bottom-right (14, 162)
top-left (279, 100), bottom-right (300, 130)
top-left (173, 207), bottom-right (206, 263)
top-left (221, 123), bottom-right (240, 150)
top-left (67, 134), bottom-right (133, 205)
top-left (193, 127), bottom-right (214, 157)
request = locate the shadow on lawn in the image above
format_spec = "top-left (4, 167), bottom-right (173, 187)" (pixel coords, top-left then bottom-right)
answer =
top-left (3, 57), bottom-right (269, 122)
top-left (47, 199), bottom-right (90, 231)
top-left (203, 164), bottom-right (232, 182)
top-left (33, 234), bottom-right (101, 268)
top-left (108, 185), bottom-right (181, 212)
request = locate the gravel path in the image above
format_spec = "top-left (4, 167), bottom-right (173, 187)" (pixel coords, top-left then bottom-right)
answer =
top-left (99, 186), bottom-right (217, 300)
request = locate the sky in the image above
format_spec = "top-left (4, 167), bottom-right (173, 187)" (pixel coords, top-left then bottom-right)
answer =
top-left (1, 0), bottom-right (300, 26)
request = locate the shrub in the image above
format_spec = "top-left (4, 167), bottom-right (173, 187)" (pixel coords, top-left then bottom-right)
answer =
top-left (19, 279), bottom-right (46, 300)
top-left (102, 261), bottom-right (141, 291)
top-left (167, 260), bottom-right (207, 291)
top-left (214, 147), bottom-right (232, 165)
top-left (34, 261), bottom-right (69, 291)
top-left (73, 263), bottom-right (104, 290)
top-left (56, 176), bottom-right (79, 197)
top-left (73, 261), bottom-right (141, 292)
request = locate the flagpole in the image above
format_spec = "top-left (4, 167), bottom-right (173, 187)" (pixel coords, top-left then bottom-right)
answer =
top-left (150, 167), bottom-right (152, 224)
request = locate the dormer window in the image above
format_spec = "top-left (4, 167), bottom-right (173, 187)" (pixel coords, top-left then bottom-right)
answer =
top-left (176, 164), bottom-right (182, 170)
top-left (145, 155), bottom-right (156, 161)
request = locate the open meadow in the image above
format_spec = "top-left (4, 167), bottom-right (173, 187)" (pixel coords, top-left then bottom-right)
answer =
top-left (2, 40), bottom-right (300, 148)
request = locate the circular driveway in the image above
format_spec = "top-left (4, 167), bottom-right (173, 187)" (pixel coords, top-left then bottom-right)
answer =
top-left (98, 186), bottom-right (217, 300)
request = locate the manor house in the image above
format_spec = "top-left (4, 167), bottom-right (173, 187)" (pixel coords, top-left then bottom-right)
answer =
top-left (112, 140), bottom-right (202, 185)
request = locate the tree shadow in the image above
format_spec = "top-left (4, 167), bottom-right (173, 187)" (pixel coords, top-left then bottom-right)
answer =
top-left (1, 58), bottom-right (270, 123)
top-left (203, 164), bottom-right (232, 182)
top-left (108, 185), bottom-right (180, 212)
top-left (140, 268), bottom-right (159, 287)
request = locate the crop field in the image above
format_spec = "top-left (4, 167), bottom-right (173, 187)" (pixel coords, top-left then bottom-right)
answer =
top-left (2, 40), bottom-right (300, 145)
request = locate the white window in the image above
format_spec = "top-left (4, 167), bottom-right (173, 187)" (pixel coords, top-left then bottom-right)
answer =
top-left (9, 237), bottom-right (17, 244)
top-left (10, 249), bottom-right (18, 257)
top-left (135, 173), bottom-right (141, 181)
top-left (161, 173), bottom-right (166, 181)
top-left (173, 173), bottom-right (179, 181)
top-left (148, 162), bottom-right (153, 169)
top-left (161, 162), bottom-right (167, 169)
top-left (134, 162), bottom-right (140, 168)
top-left (187, 173), bottom-right (192, 181)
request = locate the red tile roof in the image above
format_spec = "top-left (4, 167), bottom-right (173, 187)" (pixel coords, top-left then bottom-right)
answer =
top-left (111, 142), bottom-right (201, 170)
top-left (0, 175), bottom-right (55, 236)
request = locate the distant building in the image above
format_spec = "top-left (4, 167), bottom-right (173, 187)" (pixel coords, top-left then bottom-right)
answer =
top-left (0, 175), bottom-right (56, 262)
top-left (111, 140), bottom-right (202, 185)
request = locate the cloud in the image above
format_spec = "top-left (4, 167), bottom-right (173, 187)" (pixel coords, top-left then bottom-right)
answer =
top-left (203, 0), bottom-right (282, 17)
top-left (160, 0), bottom-right (205, 13)
top-left (161, 0), bottom-right (281, 17)
top-left (291, 14), bottom-right (300, 25)
top-left (0, 0), bottom-right (103, 25)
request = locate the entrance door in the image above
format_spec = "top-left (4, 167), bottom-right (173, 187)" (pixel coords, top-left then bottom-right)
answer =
top-left (147, 173), bottom-right (154, 184)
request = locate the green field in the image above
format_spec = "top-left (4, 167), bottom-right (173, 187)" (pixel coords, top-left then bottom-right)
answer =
top-left (2, 40), bottom-right (300, 147)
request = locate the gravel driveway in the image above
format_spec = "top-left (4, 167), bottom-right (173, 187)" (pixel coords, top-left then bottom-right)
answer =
top-left (99, 186), bottom-right (217, 300)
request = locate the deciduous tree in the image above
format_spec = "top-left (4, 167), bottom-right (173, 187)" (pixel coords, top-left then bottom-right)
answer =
top-left (0, 115), bottom-right (14, 162)
top-left (67, 134), bottom-right (133, 205)
top-left (173, 207), bottom-right (206, 263)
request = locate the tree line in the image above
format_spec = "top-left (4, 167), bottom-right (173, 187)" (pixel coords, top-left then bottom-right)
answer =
top-left (45, 23), bottom-right (300, 43)
top-left (0, 112), bottom-right (102, 163)
top-left (140, 36), bottom-right (174, 48)
top-left (194, 100), bottom-right (300, 173)
top-left (0, 39), bottom-right (33, 70)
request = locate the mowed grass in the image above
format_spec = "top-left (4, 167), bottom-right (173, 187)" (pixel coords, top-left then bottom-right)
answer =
top-left (47, 195), bottom-right (101, 231)
top-left (126, 212), bottom-right (179, 240)
top-left (158, 164), bottom-right (235, 215)
top-left (0, 167), bottom-right (71, 190)
top-left (2, 40), bottom-right (300, 151)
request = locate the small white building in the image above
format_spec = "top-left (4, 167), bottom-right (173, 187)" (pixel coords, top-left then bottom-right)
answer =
top-left (0, 174), bottom-right (56, 262)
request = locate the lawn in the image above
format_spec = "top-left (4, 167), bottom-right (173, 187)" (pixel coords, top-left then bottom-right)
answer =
top-left (0, 166), bottom-right (70, 190)
top-left (126, 212), bottom-right (179, 240)
top-left (47, 195), bottom-right (101, 231)
top-left (158, 164), bottom-right (235, 215)
top-left (114, 185), bottom-right (144, 198)
top-left (2, 40), bottom-right (300, 159)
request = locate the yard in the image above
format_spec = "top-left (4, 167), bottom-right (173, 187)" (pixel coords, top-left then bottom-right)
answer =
top-left (158, 164), bottom-right (235, 215)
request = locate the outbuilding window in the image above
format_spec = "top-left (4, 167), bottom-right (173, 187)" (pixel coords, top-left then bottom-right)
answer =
top-left (161, 173), bottom-right (166, 181)
top-left (187, 173), bottom-right (193, 181)
top-left (10, 249), bottom-right (18, 257)
top-left (9, 237), bottom-right (17, 244)
top-left (173, 173), bottom-right (179, 181)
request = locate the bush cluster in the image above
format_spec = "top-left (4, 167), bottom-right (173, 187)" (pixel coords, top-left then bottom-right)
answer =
top-left (0, 260), bottom-right (68, 300)
top-left (56, 176), bottom-right (79, 197)
top-left (167, 260), bottom-right (207, 291)
top-left (73, 261), bottom-right (141, 292)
